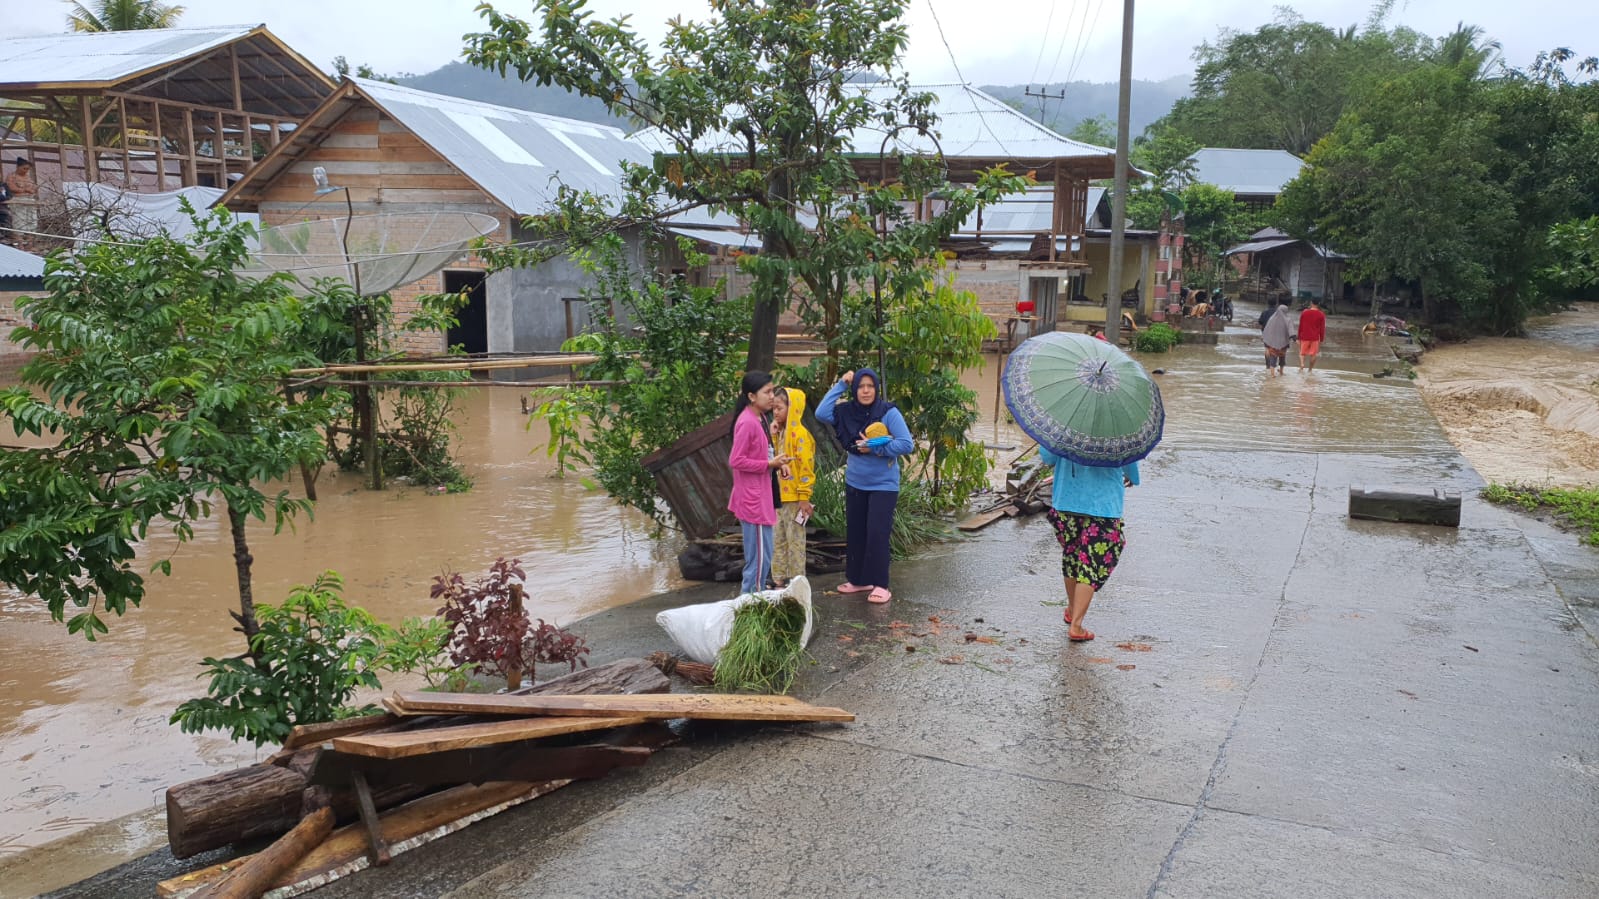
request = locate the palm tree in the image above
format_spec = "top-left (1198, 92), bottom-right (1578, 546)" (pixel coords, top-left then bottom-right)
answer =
top-left (1435, 23), bottom-right (1502, 80)
top-left (65, 0), bottom-right (186, 32)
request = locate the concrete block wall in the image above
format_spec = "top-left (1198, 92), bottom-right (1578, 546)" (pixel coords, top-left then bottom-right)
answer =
top-left (0, 289), bottom-right (35, 375)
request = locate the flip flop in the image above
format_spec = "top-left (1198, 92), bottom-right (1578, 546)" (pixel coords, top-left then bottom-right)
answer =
top-left (1068, 629), bottom-right (1095, 642)
top-left (867, 587), bottom-right (893, 604)
top-left (1062, 608), bottom-right (1071, 625)
top-left (836, 582), bottom-right (871, 594)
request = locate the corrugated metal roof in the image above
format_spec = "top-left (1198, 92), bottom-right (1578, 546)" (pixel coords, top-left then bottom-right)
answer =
top-left (353, 79), bottom-right (655, 216)
top-left (0, 243), bottom-right (46, 280)
top-left (0, 26), bottom-right (257, 87)
top-left (633, 83), bottom-right (1117, 165)
top-left (952, 185), bottom-right (1106, 236)
top-left (1188, 148), bottom-right (1305, 196)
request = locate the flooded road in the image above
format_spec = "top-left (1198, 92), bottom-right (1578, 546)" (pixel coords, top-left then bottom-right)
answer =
top-left (0, 388), bottom-right (685, 861)
top-left (0, 301), bottom-right (1576, 881)
top-left (1418, 302), bottom-right (1599, 487)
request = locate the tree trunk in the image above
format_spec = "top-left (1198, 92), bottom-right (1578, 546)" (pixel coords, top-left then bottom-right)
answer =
top-left (165, 658), bottom-right (669, 858)
top-left (225, 501), bottom-right (259, 659)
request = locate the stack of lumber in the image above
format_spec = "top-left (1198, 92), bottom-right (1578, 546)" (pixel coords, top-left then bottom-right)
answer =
top-left (159, 660), bottom-right (853, 899)
top-left (958, 447), bottom-right (1054, 532)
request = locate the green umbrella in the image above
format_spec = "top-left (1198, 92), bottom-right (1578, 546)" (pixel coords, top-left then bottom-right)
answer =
top-left (1002, 331), bottom-right (1164, 467)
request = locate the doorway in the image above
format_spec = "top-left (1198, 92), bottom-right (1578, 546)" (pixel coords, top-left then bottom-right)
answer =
top-left (444, 270), bottom-right (488, 356)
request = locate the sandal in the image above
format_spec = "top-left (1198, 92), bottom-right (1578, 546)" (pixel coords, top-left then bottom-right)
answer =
top-left (1063, 608), bottom-right (1071, 625)
top-left (1068, 629), bottom-right (1095, 643)
top-left (867, 587), bottom-right (893, 604)
top-left (836, 582), bottom-right (872, 594)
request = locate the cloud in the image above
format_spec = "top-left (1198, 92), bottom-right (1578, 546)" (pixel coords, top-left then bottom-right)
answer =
top-left (10, 0), bottom-right (1597, 88)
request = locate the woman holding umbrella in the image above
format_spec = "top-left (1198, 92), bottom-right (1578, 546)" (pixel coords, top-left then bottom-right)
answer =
top-left (1003, 332), bottom-right (1163, 643)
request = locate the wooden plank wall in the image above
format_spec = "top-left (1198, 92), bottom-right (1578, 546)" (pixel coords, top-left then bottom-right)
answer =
top-left (254, 107), bottom-right (513, 357)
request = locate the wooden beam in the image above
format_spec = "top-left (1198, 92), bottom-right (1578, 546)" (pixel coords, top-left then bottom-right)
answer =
top-left (388, 691), bottom-right (857, 722)
top-left (230, 45), bottom-right (244, 111)
top-left (80, 98), bottom-right (98, 180)
top-left (182, 107), bottom-right (195, 186)
top-left (153, 98), bottom-right (166, 190)
top-left (330, 716), bottom-right (650, 759)
top-left (310, 744), bottom-right (653, 789)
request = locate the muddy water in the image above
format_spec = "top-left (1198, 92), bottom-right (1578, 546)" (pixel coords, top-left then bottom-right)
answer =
top-left (1418, 302), bottom-right (1599, 488)
top-left (0, 388), bottom-right (685, 863)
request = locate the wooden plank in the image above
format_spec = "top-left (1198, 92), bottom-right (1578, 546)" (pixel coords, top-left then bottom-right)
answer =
top-left (390, 691), bottom-right (856, 723)
top-left (158, 781), bottom-right (560, 899)
top-left (330, 715), bottom-right (649, 759)
top-left (957, 505), bottom-right (1017, 532)
top-left (282, 714), bottom-right (397, 751)
top-left (349, 770), bottom-right (391, 866)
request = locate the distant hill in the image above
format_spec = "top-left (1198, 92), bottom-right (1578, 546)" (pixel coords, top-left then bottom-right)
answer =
top-left (979, 76), bottom-right (1191, 138)
top-left (398, 62), bottom-right (1191, 138)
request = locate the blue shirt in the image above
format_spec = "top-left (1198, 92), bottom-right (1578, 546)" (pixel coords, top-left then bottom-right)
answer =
top-left (1038, 447), bottom-right (1140, 519)
top-left (816, 379), bottom-right (915, 492)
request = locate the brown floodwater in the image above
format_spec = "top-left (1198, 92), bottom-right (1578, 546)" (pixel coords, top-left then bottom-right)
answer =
top-left (1418, 302), bottom-right (1599, 487)
top-left (0, 388), bottom-right (686, 866)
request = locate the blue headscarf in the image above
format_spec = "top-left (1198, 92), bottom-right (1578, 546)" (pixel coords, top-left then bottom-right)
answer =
top-left (829, 367), bottom-right (896, 453)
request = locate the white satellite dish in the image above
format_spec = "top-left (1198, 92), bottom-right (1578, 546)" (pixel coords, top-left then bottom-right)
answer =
top-left (242, 211), bottom-right (501, 296)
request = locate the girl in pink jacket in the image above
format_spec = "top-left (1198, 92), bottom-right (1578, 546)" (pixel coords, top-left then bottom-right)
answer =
top-left (728, 371), bottom-right (790, 594)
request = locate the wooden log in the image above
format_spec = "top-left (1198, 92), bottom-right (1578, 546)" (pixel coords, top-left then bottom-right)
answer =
top-left (309, 744), bottom-right (654, 789)
top-left (1348, 486), bottom-right (1461, 527)
top-left (166, 766), bottom-right (306, 860)
top-left (165, 659), bottom-right (669, 858)
top-left (282, 714), bottom-right (396, 751)
top-left (390, 691), bottom-right (856, 722)
top-left (194, 807), bottom-right (335, 899)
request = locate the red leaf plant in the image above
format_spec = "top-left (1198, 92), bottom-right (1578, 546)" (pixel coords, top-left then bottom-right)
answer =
top-left (433, 557), bottom-right (590, 690)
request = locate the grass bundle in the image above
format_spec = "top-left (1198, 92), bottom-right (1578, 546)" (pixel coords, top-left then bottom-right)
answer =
top-left (713, 597), bottom-right (809, 694)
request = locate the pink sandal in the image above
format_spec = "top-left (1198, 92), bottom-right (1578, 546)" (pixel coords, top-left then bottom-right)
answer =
top-left (867, 587), bottom-right (893, 604)
top-left (836, 582), bottom-right (872, 594)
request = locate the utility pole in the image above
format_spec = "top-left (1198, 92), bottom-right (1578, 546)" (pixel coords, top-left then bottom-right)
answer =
top-left (1024, 85), bottom-right (1066, 123)
top-left (1105, 0), bottom-right (1135, 344)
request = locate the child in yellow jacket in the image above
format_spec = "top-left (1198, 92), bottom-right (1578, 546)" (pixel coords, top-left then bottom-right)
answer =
top-left (769, 386), bottom-right (815, 586)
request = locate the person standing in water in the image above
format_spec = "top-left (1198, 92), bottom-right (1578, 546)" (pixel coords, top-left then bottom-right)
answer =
top-left (727, 371), bottom-right (790, 595)
top-left (1262, 300), bottom-right (1292, 377)
top-left (816, 368), bottom-right (914, 604)
top-left (1297, 297), bottom-right (1326, 372)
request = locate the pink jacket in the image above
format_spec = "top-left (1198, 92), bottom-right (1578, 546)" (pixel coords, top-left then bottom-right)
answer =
top-left (727, 407), bottom-right (776, 526)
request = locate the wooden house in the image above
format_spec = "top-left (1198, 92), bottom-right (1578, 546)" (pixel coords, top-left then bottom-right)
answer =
top-left (218, 78), bottom-right (657, 359)
top-left (1224, 227), bottom-right (1347, 303)
top-left (0, 26), bottom-right (333, 193)
top-left (1185, 148), bottom-right (1305, 211)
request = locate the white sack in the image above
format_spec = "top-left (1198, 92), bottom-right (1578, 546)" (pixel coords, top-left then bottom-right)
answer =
top-left (655, 576), bottom-right (814, 665)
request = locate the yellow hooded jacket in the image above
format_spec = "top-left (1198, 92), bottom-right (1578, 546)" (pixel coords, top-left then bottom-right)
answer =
top-left (775, 387), bottom-right (816, 503)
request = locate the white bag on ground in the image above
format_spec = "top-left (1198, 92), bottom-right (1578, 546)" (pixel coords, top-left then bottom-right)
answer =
top-left (655, 576), bottom-right (814, 665)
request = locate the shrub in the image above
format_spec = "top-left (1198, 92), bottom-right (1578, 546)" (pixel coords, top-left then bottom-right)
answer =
top-left (433, 557), bottom-right (590, 690)
top-left (1133, 323), bottom-right (1183, 353)
top-left (171, 572), bottom-right (387, 747)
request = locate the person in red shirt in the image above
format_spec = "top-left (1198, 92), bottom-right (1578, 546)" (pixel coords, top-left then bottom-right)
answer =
top-left (1297, 297), bottom-right (1327, 372)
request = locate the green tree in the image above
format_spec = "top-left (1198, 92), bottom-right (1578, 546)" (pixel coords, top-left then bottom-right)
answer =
top-left (1178, 182), bottom-right (1258, 283)
top-left (65, 0), bottom-right (185, 31)
top-left (1276, 63), bottom-right (1509, 328)
top-left (1065, 115), bottom-right (1116, 147)
top-left (0, 208), bottom-right (338, 652)
top-left (464, 0), bottom-right (1025, 375)
top-left (1125, 126), bottom-right (1197, 230)
top-left (1160, 7), bottom-right (1428, 154)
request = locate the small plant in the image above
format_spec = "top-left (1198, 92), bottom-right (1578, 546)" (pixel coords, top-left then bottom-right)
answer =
top-left (1484, 483), bottom-right (1599, 545)
top-left (1132, 322), bottom-right (1183, 353)
top-left (433, 557), bottom-right (590, 690)
top-left (171, 572), bottom-right (387, 747)
top-left (714, 597), bottom-right (809, 693)
top-left (375, 615), bottom-right (454, 688)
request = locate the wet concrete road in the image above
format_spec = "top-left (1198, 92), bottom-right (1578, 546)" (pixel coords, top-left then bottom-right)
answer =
top-left (43, 318), bottom-right (1599, 898)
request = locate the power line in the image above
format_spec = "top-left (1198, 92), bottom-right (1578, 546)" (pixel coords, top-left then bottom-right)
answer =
top-left (1066, 0), bottom-right (1109, 85)
top-left (1029, 1), bottom-right (1061, 86)
top-left (926, 0), bottom-right (1012, 156)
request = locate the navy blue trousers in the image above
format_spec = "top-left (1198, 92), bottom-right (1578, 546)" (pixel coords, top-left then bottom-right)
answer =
top-left (845, 485), bottom-right (898, 588)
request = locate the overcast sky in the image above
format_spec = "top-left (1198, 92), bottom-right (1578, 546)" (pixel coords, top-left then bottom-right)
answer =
top-left (13, 0), bottom-right (1595, 87)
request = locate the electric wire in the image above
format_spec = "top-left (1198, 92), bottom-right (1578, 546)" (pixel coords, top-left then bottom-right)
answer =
top-left (925, 0), bottom-right (1013, 157)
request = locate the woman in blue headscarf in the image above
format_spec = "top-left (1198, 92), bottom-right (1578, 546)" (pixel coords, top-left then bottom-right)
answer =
top-left (815, 368), bottom-right (915, 603)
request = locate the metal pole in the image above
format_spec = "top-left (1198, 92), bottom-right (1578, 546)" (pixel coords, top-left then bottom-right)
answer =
top-left (339, 187), bottom-right (381, 490)
top-left (1105, 0), bottom-right (1135, 343)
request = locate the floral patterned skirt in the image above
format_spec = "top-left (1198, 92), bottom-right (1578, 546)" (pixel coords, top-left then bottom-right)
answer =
top-left (1046, 509), bottom-right (1126, 591)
